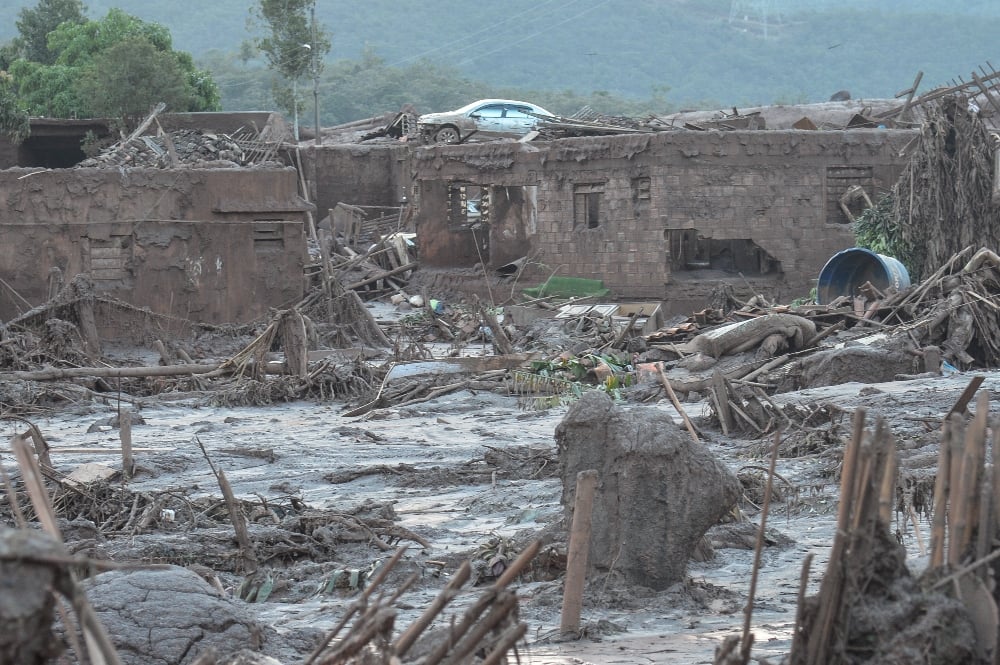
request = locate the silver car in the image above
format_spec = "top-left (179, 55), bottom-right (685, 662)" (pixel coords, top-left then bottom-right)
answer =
top-left (418, 99), bottom-right (554, 144)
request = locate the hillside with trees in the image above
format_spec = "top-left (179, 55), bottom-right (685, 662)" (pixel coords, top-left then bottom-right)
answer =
top-left (2, 0), bottom-right (999, 125)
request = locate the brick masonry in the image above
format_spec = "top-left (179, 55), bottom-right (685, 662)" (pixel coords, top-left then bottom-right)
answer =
top-left (411, 129), bottom-right (916, 312)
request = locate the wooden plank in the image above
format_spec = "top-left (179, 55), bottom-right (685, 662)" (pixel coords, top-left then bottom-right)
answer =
top-left (947, 375), bottom-right (986, 418)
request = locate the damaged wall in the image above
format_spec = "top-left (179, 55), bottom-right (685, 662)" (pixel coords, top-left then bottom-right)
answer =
top-left (411, 129), bottom-right (915, 309)
top-left (0, 167), bottom-right (307, 324)
top-left (307, 143), bottom-right (409, 218)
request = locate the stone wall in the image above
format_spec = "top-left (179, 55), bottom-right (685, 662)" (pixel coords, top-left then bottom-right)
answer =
top-left (410, 130), bottom-right (916, 310)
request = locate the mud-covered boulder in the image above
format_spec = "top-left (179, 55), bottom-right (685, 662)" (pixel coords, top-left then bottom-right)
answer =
top-left (788, 345), bottom-right (917, 390)
top-left (81, 566), bottom-right (273, 665)
top-left (0, 528), bottom-right (64, 664)
top-left (555, 391), bottom-right (741, 590)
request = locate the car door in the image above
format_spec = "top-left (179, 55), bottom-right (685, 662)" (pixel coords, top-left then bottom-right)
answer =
top-left (469, 104), bottom-right (505, 134)
top-left (501, 105), bottom-right (537, 133)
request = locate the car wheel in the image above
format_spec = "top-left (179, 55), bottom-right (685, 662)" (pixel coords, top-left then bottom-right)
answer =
top-left (434, 125), bottom-right (461, 144)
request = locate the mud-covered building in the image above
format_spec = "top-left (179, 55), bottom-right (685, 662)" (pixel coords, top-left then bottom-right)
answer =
top-left (0, 113), bottom-right (310, 326)
top-left (409, 128), bottom-right (916, 312)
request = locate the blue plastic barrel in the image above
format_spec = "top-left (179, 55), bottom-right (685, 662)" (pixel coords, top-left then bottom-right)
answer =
top-left (816, 247), bottom-right (910, 305)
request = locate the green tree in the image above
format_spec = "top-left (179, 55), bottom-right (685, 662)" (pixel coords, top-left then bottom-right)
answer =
top-left (0, 71), bottom-right (30, 143)
top-left (77, 36), bottom-right (194, 126)
top-left (14, 0), bottom-right (87, 65)
top-left (251, 0), bottom-right (330, 128)
top-left (7, 60), bottom-right (83, 117)
top-left (9, 8), bottom-right (220, 124)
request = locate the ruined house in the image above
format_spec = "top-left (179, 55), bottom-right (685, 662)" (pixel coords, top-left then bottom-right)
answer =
top-left (408, 128), bottom-right (917, 313)
top-left (0, 106), bottom-right (922, 327)
top-left (0, 113), bottom-right (310, 327)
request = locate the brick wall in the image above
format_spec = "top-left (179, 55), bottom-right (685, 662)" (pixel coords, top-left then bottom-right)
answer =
top-left (307, 143), bottom-right (410, 219)
top-left (411, 130), bottom-right (915, 309)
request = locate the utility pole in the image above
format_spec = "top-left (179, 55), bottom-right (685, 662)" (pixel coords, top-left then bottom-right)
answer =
top-left (292, 79), bottom-right (299, 141)
top-left (311, 3), bottom-right (320, 146)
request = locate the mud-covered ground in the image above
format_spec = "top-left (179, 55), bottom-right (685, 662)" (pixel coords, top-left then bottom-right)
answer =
top-left (3, 362), bottom-right (987, 664)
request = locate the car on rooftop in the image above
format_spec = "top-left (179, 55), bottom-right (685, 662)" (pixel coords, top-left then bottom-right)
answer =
top-left (418, 99), bottom-right (554, 144)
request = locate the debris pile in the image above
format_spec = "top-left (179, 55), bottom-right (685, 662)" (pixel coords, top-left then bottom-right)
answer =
top-left (78, 126), bottom-right (284, 168)
top-left (0, 425), bottom-right (544, 665)
top-left (788, 406), bottom-right (992, 665)
top-left (857, 95), bottom-right (1000, 281)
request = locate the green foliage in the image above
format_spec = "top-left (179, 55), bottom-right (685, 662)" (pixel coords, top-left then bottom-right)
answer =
top-left (250, 0), bottom-right (330, 120)
top-left (8, 7), bottom-right (219, 124)
top-left (854, 193), bottom-right (916, 275)
top-left (0, 71), bottom-right (30, 143)
top-left (14, 0), bottom-right (86, 65)
top-left (4, 1), bottom-right (1000, 122)
top-left (511, 352), bottom-right (634, 411)
top-left (8, 59), bottom-right (84, 117)
top-left (77, 36), bottom-right (193, 125)
top-left (48, 8), bottom-right (173, 67)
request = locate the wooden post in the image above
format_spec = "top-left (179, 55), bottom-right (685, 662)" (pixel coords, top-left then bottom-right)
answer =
top-left (119, 410), bottom-right (134, 481)
top-left (76, 297), bottom-right (102, 359)
top-left (560, 469), bottom-right (598, 638)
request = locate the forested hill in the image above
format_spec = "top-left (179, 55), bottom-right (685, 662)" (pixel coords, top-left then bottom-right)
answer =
top-left (3, 0), bottom-right (1000, 108)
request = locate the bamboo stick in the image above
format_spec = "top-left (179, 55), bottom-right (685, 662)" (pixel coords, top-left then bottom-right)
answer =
top-left (480, 622), bottom-right (528, 665)
top-left (437, 592), bottom-right (518, 665)
top-left (302, 546), bottom-right (409, 665)
top-left (930, 417), bottom-right (954, 567)
top-left (947, 413), bottom-right (967, 567)
top-left (805, 408), bottom-right (866, 665)
top-left (878, 434), bottom-right (898, 525)
top-left (788, 553), bottom-right (815, 662)
top-left (976, 464), bottom-right (994, 576)
top-left (393, 561), bottom-right (472, 657)
top-left (741, 431), bottom-right (781, 662)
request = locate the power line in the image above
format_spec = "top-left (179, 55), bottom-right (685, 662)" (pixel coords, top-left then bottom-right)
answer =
top-left (456, 0), bottom-right (613, 67)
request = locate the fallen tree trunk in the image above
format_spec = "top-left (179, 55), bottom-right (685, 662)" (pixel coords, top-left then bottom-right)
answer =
top-left (0, 364), bottom-right (222, 381)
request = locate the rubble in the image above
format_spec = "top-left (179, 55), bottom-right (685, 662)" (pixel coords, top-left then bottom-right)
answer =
top-left (10, 73), bottom-right (1000, 665)
top-left (78, 127), bottom-right (286, 168)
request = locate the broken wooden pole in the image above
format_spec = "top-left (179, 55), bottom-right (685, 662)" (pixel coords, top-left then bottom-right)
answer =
top-left (278, 309), bottom-right (309, 378)
top-left (477, 299), bottom-right (513, 355)
top-left (931, 416), bottom-right (954, 567)
top-left (216, 468), bottom-right (257, 574)
top-left (119, 410), bottom-right (134, 481)
top-left (947, 375), bottom-right (985, 418)
top-left (153, 339), bottom-right (173, 366)
top-left (657, 363), bottom-right (699, 443)
top-left (712, 369), bottom-right (735, 435)
top-left (76, 295), bottom-right (102, 360)
top-left (560, 469), bottom-right (598, 638)
top-left (345, 262), bottom-right (418, 290)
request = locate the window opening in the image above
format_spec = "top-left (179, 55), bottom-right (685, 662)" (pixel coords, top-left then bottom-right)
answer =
top-left (573, 183), bottom-right (604, 229)
top-left (448, 183), bottom-right (489, 230)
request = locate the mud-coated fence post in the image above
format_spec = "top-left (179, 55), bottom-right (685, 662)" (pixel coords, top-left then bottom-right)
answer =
top-left (560, 469), bottom-right (598, 637)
